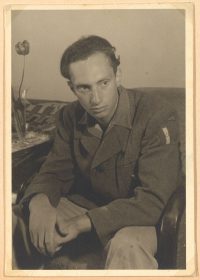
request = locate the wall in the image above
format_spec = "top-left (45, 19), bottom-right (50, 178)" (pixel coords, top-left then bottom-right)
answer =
top-left (11, 9), bottom-right (185, 102)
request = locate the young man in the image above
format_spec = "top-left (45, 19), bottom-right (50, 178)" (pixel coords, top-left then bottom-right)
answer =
top-left (13, 35), bottom-right (181, 269)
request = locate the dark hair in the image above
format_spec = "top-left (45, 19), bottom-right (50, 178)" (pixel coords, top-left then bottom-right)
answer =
top-left (60, 35), bottom-right (120, 80)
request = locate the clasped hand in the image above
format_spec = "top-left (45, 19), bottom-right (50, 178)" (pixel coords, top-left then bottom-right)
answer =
top-left (29, 194), bottom-right (92, 256)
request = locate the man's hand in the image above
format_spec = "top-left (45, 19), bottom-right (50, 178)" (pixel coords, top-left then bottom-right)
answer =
top-left (54, 214), bottom-right (92, 251)
top-left (29, 193), bottom-right (57, 256)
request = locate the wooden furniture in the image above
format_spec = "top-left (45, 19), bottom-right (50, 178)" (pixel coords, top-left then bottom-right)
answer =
top-left (12, 138), bottom-right (52, 198)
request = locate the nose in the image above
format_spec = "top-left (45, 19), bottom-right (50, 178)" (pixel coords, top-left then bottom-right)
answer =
top-left (90, 87), bottom-right (101, 105)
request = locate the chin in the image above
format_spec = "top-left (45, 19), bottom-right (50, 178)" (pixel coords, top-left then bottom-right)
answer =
top-left (93, 111), bottom-right (107, 118)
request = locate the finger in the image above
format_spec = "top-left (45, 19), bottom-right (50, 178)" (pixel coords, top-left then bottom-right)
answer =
top-left (38, 230), bottom-right (46, 256)
top-left (29, 227), bottom-right (39, 252)
top-left (29, 228), bottom-right (34, 246)
top-left (55, 245), bottom-right (62, 252)
top-left (54, 231), bottom-right (68, 247)
top-left (29, 219), bottom-right (35, 246)
top-left (29, 222), bottom-right (46, 256)
top-left (45, 224), bottom-right (55, 256)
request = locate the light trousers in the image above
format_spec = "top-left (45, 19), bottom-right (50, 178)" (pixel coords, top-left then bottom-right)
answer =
top-left (13, 197), bottom-right (158, 269)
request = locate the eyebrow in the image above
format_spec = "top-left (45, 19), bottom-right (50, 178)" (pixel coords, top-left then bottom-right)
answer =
top-left (75, 77), bottom-right (111, 88)
top-left (75, 84), bottom-right (91, 88)
top-left (97, 78), bottom-right (110, 83)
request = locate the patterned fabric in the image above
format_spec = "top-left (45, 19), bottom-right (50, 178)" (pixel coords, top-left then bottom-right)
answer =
top-left (26, 99), bottom-right (67, 132)
top-left (12, 99), bottom-right (67, 153)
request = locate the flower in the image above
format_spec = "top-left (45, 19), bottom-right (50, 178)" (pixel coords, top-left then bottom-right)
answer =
top-left (15, 40), bottom-right (30, 55)
top-left (13, 40), bottom-right (30, 139)
top-left (15, 40), bottom-right (30, 98)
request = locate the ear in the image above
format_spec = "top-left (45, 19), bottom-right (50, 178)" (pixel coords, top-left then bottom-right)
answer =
top-left (115, 67), bottom-right (122, 87)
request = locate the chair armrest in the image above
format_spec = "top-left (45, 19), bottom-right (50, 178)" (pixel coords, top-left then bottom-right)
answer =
top-left (156, 185), bottom-right (185, 269)
top-left (16, 155), bottom-right (48, 204)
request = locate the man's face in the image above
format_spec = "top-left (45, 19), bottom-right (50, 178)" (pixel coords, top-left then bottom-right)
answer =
top-left (68, 52), bottom-right (120, 125)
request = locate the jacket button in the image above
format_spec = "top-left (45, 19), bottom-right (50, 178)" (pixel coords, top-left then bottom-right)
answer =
top-left (96, 165), bottom-right (104, 172)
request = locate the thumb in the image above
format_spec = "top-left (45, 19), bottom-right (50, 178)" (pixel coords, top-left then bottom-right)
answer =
top-left (62, 232), bottom-right (76, 244)
top-left (56, 216), bottom-right (67, 236)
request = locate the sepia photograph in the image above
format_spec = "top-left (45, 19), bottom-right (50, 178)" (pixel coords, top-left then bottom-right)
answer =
top-left (3, 2), bottom-right (195, 277)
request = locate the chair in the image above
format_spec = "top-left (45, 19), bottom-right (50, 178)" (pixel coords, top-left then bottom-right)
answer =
top-left (136, 88), bottom-right (186, 269)
top-left (13, 87), bottom-right (186, 269)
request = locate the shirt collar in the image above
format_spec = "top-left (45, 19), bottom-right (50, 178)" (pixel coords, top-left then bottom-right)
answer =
top-left (78, 86), bottom-right (132, 130)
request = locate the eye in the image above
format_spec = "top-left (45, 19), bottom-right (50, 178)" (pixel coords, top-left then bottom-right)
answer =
top-left (100, 80), bottom-right (110, 87)
top-left (76, 85), bottom-right (91, 93)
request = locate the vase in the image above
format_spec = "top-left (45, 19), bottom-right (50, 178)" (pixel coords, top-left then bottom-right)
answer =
top-left (12, 88), bottom-right (27, 139)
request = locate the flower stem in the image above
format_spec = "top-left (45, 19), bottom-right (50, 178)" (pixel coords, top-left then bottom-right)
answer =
top-left (12, 89), bottom-right (24, 139)
top-left (18, 55), bottom-right (25, 99)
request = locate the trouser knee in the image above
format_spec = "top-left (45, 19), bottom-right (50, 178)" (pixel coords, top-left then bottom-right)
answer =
top-left (105, 226), bottom-right (158, 269)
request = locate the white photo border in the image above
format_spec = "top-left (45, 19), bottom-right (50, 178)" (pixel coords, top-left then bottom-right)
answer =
top-left (4, 2), bottom-right (195, 277)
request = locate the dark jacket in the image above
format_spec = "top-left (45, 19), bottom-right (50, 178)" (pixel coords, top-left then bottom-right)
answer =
top-left (22, 87), bottom-right (181, 245)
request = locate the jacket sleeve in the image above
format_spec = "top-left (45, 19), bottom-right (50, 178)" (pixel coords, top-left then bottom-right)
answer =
top-left (87, 110), bottom-right (182, 246)
top-left (20, 106), bottom-right (75, 207)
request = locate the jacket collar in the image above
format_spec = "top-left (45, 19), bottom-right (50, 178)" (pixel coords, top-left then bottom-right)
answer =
top-left (78, 85), bottom-right (132, 131)
top-left (110, 86), bottom-right (132, 130)
top-left (75, 86), bottom-right (134, 168)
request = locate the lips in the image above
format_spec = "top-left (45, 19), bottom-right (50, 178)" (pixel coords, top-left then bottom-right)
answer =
top-left (91, 106), bottom-right (107, 113)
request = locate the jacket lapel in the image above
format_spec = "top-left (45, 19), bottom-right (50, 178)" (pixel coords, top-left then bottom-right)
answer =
top-left (91, 125), bottom-right (130, 168)
top-left (80, 134), bottom-right (100, 156)
top-left (74, 128), bottom-right (100, 157)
